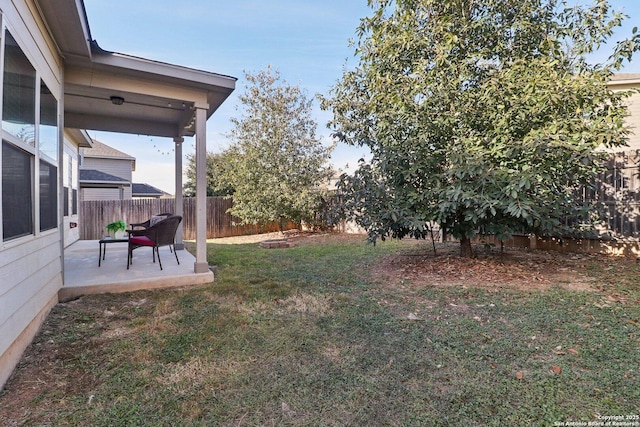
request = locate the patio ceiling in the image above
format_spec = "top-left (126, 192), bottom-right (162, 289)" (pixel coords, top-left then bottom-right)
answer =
top-left (37, 0), bottom-right (236, 138)
top-left (63, 47), bottom-right (236, 137)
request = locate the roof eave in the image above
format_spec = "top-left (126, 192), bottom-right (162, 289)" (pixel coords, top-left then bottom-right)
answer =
top-left (79, 180), bottom-right (130, 186)
top-left (609, 73), bottom-right (640, 87)
top-left (87, 47), bottom-right (237, 116)
top-left (65, 128), bottom-right (93, 148)
top-left (91, 47), bottom-right (237, 90)
top-left (83, 154), bottom-right (136, 161)
top-left (38, 0), bottom-right (237, 138)
top-left (36, 0), bottom-right (93, 58)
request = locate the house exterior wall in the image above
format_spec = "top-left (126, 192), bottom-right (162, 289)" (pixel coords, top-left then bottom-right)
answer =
top-left (62, 133), bottom-right (81, 247)
top-left (82, 157), bottom-right (133, 181)
top-left (82, 187), bottom-right (126, 201)
top-left (624, 90), bottom-right (640, 150)
top-left (0, 0), bottom-right (64, 389)
top-left (81, 156), bottom-right (133, 200)
top-left (608, 78), bottom-right (640, 151)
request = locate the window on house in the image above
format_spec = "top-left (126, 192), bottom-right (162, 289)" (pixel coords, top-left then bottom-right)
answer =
top-left (2, 142), bottom-right (33, 240)
top-left (39, 160), bottom-right (57, 231)
top-left (39, 80), bottom-right (57, 162)
top-left (63, 186), bottom-right (69, 216)
top-left (72, 157), bottom-right (78, 215)
top-left (39, 79), bottom-right (58, 230)
top-left (2, 31), bottom-right (36, 146)
top-left (72, 189), bottom-right (78, 215)
top-left (2, 30), bottom-right (37, 240)
top-left (1, 30), bottom-right (60, 240)
top-left (63, 152), bottom-right (71, 217)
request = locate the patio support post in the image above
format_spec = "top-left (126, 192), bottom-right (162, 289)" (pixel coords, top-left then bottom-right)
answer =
top-left (174, 136), bottom-right (185, 250)
top-left (194, 106), bottom-right (209, 274)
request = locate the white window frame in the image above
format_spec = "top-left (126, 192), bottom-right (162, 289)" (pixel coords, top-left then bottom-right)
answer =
top-left (0, 19), bottom-right (61, 244)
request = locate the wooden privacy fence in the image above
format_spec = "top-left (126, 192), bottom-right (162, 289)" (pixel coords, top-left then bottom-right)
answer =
top-left (475, 151), bottom-right (640, 240)
top-left (80, 151), bottom-right (640, 242)
top-left (80, 197), bottom-right (296, 240)
top-left (588, 150), bottom-right (640, 239)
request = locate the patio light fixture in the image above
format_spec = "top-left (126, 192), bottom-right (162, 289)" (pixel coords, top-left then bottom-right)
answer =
top-left (110, 96), bottom-right (125, 105)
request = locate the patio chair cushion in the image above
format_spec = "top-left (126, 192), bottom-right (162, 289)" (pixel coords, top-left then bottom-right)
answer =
top-left (130, 213), bottom-right (173, 230)
top-left (149, 215), bottom-right (166, 226)
top-left (129, 235), bottom-right (155, 246)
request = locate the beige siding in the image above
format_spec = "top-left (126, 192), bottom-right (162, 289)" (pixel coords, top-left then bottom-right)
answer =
top-left (0, 235), bottom-right (61, 330)
top-left (82, 157), bottom-right (133, 181)
top-left (0, 293), bottom-right (57, 392)
top-left (0, 0), bottom-right (64, 389)
top-left (81, 157), bottom-right (134, 200)
top-left (0, 234), bottom-right (62, 387)
top-left (63, 136), bottom-right (81, 247)
top-left (625, 91), bottom-right (640, 150)
top-left (608, 78), bottom-right (640, 152)
top-left (82, 187), bottom-right (127, 201)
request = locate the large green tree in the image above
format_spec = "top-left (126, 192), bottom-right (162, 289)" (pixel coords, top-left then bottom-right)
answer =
top-left (322, 0), bottom-right (639, 256)
top-left (183, 151), bottom-right (235, 197)
top-left (221, 67), bottom-right (334, 230)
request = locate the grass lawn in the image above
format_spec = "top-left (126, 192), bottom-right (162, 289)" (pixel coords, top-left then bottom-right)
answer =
top-left (1, 234), bottom-right (638, 426)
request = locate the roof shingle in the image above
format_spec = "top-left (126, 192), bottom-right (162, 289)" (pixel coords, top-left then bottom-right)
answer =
top-left (132, 183), bottom-right (168, 197)
top-left (83, 140), bottom-right (135, 160)
top-left (79, 169), bottom-right (129, 184)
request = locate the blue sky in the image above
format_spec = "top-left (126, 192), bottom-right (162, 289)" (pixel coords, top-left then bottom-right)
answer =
top-left (83, 0), bottom-right (640, 194)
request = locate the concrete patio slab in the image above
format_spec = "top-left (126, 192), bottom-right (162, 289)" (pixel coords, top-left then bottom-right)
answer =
top-left (60, 240), bottom-right (213, 301)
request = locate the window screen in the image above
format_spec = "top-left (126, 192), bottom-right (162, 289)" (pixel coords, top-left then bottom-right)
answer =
top-left (2, 31), bottom-right (36, 145)
top-left (2, 141), bottom-right (33, 240)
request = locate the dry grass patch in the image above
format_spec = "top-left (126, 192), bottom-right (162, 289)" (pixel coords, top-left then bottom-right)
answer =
top-left (273, 292), bottom-right (334, 315)
top-left (157, 356), bottom-right (253, 393)
top-left (235, 291), bottom-right (333, 318)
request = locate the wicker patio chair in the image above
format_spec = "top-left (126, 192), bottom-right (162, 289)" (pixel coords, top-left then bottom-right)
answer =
top-left (129, 212), bottom-right (173, 230)
top-left (127, 215), bottom-right (182, 270)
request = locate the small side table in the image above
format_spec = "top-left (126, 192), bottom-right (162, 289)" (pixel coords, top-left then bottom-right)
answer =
top-left (98, 236), bottom-right (128, 267)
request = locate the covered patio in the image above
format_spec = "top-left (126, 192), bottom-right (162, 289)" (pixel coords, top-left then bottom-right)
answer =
top-left (60, 240), bottom-right (211, 302)
top-left (38, 0), bottom-right (237, 287)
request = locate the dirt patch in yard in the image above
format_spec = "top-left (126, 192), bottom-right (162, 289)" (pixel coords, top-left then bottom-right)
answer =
top-left (206, 231), bottom-right (286, 244)
top-left (207, 230), bottom-right (356, 246)
top-left (370, 241), bottom-right (615, 292)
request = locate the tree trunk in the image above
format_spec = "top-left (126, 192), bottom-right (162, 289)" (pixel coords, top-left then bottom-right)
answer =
top-left (429, 227), bottom-right (437, 256)
top-left (460, 236), bottom-right (473, 257)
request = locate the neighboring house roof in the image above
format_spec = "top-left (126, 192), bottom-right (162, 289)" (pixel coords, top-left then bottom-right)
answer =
top-left (609, 73), bottom-right (640, 88)
top-left (83, 139), bottom-right (135, 160)
top-left (132, 183), bottom-right (169, 197)
top-left (79, 169), bottom-right (130, 186)
top-left (82, 139), bottom-right (136, 171)
top-left (611, 73), bottom-right (640, 82)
